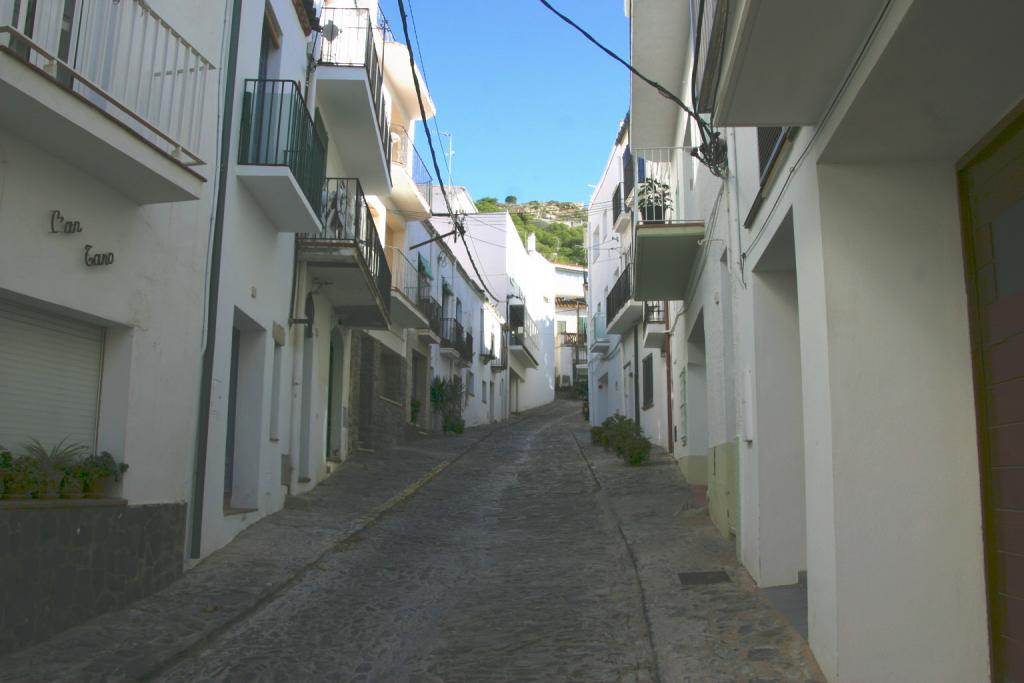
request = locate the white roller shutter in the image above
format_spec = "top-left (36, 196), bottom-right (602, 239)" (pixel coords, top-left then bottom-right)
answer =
top-left (0, 299), bottom-right (104, 452)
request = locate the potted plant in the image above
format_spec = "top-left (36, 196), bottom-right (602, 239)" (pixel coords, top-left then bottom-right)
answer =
top-left (637, 178), bottom-right (673, 222)
top-left (81, 452), bottom-right (129, 499)
top-left (61, 461), bottom-right (86, 499)
top-left (4, 456), bottom-right (39, 500)
top-left (22, 439), bottom-right (89, 499)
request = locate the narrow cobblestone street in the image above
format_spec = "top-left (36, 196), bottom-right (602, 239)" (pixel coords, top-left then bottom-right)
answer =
top-left (3, 401), bottom-right (821, 682)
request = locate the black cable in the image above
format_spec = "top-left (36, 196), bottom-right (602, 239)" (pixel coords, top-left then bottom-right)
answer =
top-left (535, 0), bottom-right (728, 178)
top-left (396, 0), bottom-right (500, 302)
top-left (406, 0), bottom-right (452, 183)
top-left (395, 0), bottom-right (461, 241)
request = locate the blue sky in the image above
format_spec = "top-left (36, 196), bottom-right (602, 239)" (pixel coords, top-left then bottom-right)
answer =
top-left (378, 0), bottom-right (630, 204)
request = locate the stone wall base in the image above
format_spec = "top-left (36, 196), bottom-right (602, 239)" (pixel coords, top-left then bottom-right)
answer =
top-left (0, 501), bottom-right (186, 655)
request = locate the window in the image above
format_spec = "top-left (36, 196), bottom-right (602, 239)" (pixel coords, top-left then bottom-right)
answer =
top-left (466, 371), bottom-right (475, 397)
top-left (557, 320), bottom-right (567, 335)
top-left (642, 354), bottom-right (654, 408)
top-left (482, 381), bottom-right (488, 403)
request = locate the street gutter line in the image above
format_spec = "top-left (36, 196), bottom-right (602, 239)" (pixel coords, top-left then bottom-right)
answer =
top-left (569, 429), bottom-right (663, 683)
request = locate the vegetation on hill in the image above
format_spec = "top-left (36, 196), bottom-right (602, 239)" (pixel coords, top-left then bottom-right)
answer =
top-left (475, 197), bottom-right (587, 265)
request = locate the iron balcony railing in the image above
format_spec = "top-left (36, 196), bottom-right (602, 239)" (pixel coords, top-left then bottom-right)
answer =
top-left (562, 332), bottom-right (587, 347)
top-left (0, 0), bottom-right (214, 165)
top-left (757, 126), bottom-right (789, 184)
top-left (633, 147), bottom-right (688, 224)
top-left (606, 264), bottom-right (633, 325)
top-left (239, 79), bottom-right (327, 213)
top-left (386, 246), bottom-right (420, 303)
top-left (304, 177), bottom-right (392, 309)
top-left (644, 302), bottom-right (666, 325)
top-left (417, 292), bottom-right (442, 336)
top-left (318, 7), bottom-right (390, 165)
top-left (441, 318), bottom-right (465, 351)
top-left (690, 0), bottom-right (728, 113)
top-left (391, 126), bottom-right (433, 205)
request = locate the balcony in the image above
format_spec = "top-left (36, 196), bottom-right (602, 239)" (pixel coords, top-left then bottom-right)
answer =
top-left (0, 0), bottom-right (213, 203)
top-left (389, 126), bottom-right (433, 219)
top-left (508, 304), bottom-right (540, 369)
top-left (631, 148), bottom-right (706, 301)
top-left (643, 302), bottom-right (668, 349)
top-left (561, 332), bottom-right (587, 347)
top-left (315, 7), bottom-right (391, 194)
top-left (238, 79), bottom-right (326, 234)
top-left (440, 318), bottom-right (465, 360)
top-left (298, 178), bottom-right (391, 328)
top-left (606, 265), bottom-right (643, 335)
top-left (690, 0), bottom-right (890, 126)
top-left (385, 246), bottom-right (430, 330)
top-left (590, 312), bottom-right (610, 354)
top-left (415, 287), bottom-right (442, 343)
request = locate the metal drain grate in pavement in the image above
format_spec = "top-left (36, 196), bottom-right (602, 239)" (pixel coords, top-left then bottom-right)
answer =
top-left (678, 570), bottom-right (731, 586)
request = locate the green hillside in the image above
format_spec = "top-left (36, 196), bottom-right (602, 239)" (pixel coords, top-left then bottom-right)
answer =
top-left (475, 197), bottom-right (587, 265)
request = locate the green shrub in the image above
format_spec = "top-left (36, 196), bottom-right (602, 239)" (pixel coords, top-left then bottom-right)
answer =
top-left (590, 426), bottom-right (606, 446)
top-left (602, 414), bottom-right (639, 453)
top-left (433, 376), bottom-right (465, 434)
top-left (620, 436), bottom-right (652, 466)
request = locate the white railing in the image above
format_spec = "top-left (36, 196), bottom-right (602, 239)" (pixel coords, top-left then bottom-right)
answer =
top-left (1, 0), bottom-right (214, 165)
top-left (633, 147), bottom-right (689, 224)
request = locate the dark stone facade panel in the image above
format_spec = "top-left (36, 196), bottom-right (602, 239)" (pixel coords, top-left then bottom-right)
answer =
top-left (350, 333), bottom-right (408, 452)
top-left (0, 502), bottom-right (186, 655)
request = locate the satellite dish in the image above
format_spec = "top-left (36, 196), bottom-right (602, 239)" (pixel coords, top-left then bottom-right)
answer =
top-left (322, 20), bottom-right (339, 42)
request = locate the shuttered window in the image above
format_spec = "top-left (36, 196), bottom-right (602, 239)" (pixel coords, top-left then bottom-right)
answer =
top-left (0, 300), bottom-right (104, 451)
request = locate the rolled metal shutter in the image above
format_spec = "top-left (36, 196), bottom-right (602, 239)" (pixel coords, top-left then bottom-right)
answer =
top-left (0, 299), bottom-right (104, 452)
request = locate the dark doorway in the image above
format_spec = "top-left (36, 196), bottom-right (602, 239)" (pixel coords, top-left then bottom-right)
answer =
top-left (960, 108), bottom-right (1024, 681)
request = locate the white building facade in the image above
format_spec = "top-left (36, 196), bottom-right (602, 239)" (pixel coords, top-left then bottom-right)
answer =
top-left (615, 0), bottom-right (1024, 680)
top-left (437, 195), bottom-right (557, 414)
top-left (586, 121), bottom-right (673, 453)
top-left (553, 263), bottom-right (587, 392)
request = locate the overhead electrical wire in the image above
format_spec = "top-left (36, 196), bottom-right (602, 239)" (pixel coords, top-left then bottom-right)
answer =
top-left (394, 0), bottom-right (461, 239)
top-left (406, 0), bottom-right (452, 184)
top-left (536, 0), bottom-right (728, 178)
top-left (396, 0), bottom-right (500, 303)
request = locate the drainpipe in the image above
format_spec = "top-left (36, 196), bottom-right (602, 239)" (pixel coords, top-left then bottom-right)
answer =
top-left (664, 301), bottom-right (673, 453)
top-left (189, 0), bottom-right (243, 560)
top-left (633, 324), bottom-right (641, 421)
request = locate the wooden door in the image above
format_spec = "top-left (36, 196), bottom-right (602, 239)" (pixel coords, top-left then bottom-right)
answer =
top-left (961, 109), bottom-right (1024, 682)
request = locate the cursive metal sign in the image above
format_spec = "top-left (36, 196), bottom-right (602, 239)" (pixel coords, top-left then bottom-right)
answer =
top-left (84, 245), bottom-right (114, 267)
top-left (50, 210), bottom-right (82, 234)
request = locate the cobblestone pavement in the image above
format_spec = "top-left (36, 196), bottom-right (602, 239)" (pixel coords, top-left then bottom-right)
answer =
top-left (3, 401), bottom-right (823, 682)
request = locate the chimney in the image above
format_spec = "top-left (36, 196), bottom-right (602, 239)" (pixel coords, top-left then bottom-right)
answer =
top-left (527, 233), bottom-right (536, 253)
